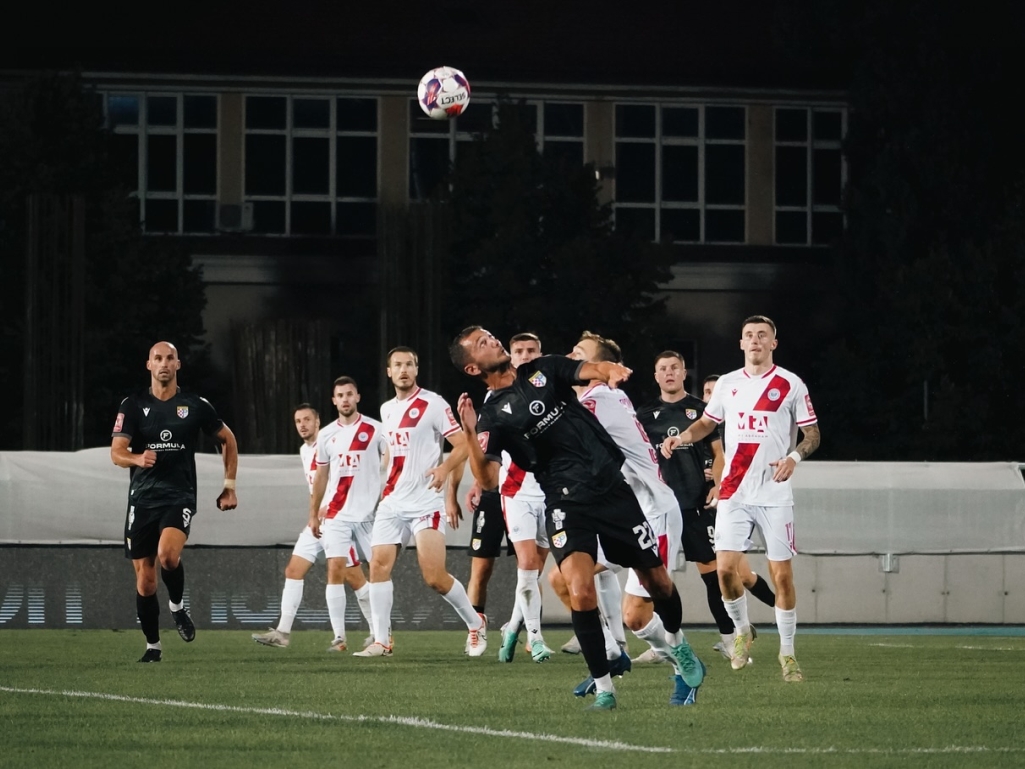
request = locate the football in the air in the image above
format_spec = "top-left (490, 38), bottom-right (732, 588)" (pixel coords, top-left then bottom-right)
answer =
top-left (417, 66), bottom-right (471, 119)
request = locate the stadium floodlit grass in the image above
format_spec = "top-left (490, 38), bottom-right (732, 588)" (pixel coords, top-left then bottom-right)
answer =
top-left (1, 629), bottom-right (1024, 768)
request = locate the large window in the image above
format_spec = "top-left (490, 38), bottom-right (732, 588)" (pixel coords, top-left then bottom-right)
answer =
top-left (244, 95), bottom-right (378, 236)
top-left (614, 104), bottom-right (746, 244)
top-left (774, 107), bottom-right (846, 245)
top-left (105, 93), bottom-right (219, 234)
top-left (409, 100), bottom-right (585, 200)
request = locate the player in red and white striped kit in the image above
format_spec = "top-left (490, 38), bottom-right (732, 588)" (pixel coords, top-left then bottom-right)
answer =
top-left (354, 347), bottom-right (485, 658)
top-left (251, 401), bottom-right (374, 649)
top-left (307, 376), bottom-right (387, 652)
top-left (663, 316), bottom-right (821, 682)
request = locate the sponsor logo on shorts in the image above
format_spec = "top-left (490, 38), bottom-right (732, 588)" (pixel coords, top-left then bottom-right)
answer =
top-left (528, 371), bottom-right (547, 387)
top-left (125, 537), bottom-right (131, 548)
top-left (471, 538), bottom-right (481, 550)
top-left (127, 507), bottom-right (135, 528)
top-left (177, 405), bottom-right (189, 418)
top-left (552, 531), bottom-right (567, 549)
top-left (182, 508), bottom-right (192, 527)
top-left (529, 400), bottom-right (545, 416)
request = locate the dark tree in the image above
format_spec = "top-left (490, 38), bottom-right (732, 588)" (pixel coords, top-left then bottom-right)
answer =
top-left (438, 102), bottom-right (675, 403)
top-left (786, 0), bottom-right (1025, 460)
top-left (0, 74), bottom-right (210, 449)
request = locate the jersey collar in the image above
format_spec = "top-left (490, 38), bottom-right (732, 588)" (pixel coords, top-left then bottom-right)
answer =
top-left (742, 365), bottom-right (777, 379)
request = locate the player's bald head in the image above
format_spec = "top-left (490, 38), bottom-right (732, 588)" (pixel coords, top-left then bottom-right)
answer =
top-left (149, 341), bottom-right (178, 360)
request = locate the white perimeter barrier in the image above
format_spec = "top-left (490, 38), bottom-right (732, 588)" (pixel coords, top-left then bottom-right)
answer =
top-left (1, 449), bottom-right (1023, 553)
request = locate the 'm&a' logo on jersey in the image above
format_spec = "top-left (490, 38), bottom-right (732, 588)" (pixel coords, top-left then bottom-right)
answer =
top-left (528, 371), bottom-right (547, 387)
top-left (176, 405), bottom-right (189, 419)
top-left (736, 412), bottom-right (770, 434)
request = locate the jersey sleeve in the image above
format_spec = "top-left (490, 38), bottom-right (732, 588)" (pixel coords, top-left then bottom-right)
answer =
top-left (196, 396), bottom-right (226, 436)
top-left (112, 396), bottom-right (138, 439)
top-left (315, 431), bottom-right (331, 466)
top-left (536, 355), bottom-right (588, 387)
top-left (704, 380), bottom-right (725, 423)
top-left (792, 378), bottom-right (818, 426)
top-left (474, 409), bottom-right (504, 465)
top-left (435, 398), bottom-right (462, 439)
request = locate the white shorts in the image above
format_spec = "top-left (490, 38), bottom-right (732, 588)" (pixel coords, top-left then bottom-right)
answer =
top-left (501, 495), bottom-right (548, 548)
top-left (291, 525), bottom-right (326, 564)
top-left (371, 509), bottom-right (446, 547)
top-left (322, 518), bottom-right (373, 565)
top-left (625, 509), bottom-right (682, 598)
top-left (715, 498), bottom-right (796, 561)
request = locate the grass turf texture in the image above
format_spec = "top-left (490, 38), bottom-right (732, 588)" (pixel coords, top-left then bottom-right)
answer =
top-left (1, 629), bottom-right (1024, 768)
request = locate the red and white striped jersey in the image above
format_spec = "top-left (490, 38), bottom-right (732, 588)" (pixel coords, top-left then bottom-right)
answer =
top-left (499, 453), bottom-right (545, 502)
top-left (578, 383), bottom-right (679, 523)
top-left (315, 415), bottom-right (387, 522)
top-left (299, 440), bottom-right (319, 494)
top-left (378, 387), bottom-right (461, 513)
top-left (703, 364), bottom-right (817, 506)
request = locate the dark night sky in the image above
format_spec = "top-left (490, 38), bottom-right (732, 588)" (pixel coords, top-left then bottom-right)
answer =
top-left (5, 0), bottom-right (851, 90)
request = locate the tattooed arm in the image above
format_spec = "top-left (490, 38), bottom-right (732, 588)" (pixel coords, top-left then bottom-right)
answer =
top-left (770, 423), bottom-right (821, 482)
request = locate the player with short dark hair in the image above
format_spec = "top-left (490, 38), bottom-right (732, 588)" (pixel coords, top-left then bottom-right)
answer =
top-left (451, 326), bottom-right (705, 711)
top-left (111, 341), bottom-right (238, 663)
top-left (663, 316), bottom-right (820, 682)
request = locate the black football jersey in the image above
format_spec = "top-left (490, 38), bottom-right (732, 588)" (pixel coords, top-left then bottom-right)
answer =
top-left (112, 388), bottom-right (224, 508)
top-left (636, 395), bottom-right (718, 509)
top-left (475, 355), bottom-right (625, 504)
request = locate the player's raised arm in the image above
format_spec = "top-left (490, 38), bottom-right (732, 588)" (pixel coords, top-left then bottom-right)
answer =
top-left (577, 360), bottom-right (632, 389)
top-left (456, 393), bottom-right (500, 491)
top-left (660, 415), bottom-right (718, 458)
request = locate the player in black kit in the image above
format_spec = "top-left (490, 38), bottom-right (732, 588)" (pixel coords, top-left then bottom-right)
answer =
top-left (451, 327), bottom-right (704, 711)
top-left (110, 341), bottom-right (238, 662)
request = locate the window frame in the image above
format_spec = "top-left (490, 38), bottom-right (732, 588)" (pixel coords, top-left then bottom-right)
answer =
top-left (613, 102), bottom-right (748, 244)
top-left (773, 105), bottom-right (847, 246)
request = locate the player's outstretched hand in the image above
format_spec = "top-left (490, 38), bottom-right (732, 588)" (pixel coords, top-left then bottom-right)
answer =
top-left (456, 393), bottom-right (477, 432)
top-left (606, 363), bottom-right (632, 389)
top-left (216, 488), bottom-right (238, 511)
top-left (424, 464), bottom-right (448, 491)
top-left (446, 498), bottom-right (463, 529)
top-left (465, 482), bottom-right (482, 513)
top-left (769, 457), bottom-right (797, 482)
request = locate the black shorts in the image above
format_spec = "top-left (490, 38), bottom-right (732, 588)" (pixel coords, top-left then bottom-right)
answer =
top-left (545, 480), bottom-right (664, 570)
top-left (466, 489), bottom-right (513, 558)
top-left (124, 503), bottom-right (193, 560)
top-left (680, 505), bottom-right (717, 564)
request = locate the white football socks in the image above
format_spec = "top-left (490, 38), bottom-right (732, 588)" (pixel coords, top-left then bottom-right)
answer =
top-left (326, 584), bottom-right (347, 640)
top-left (369, 580), bottom-right (394, 645)
top-left (776, 606), bottom-right (797, 656)
top-left (277, 578), bottom-right (304, 634)
top-left (516, 568), bottom-right (543, 642)
top-left (723, 594), bottom-right (751, 636)
top-left (442, 578), bottom-right (484, 630)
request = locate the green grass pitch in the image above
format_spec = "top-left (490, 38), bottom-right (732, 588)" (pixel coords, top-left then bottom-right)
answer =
top-left (1, 629), bottom-right (1024, 768)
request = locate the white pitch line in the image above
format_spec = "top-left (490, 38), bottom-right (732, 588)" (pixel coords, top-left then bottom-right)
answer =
top-left (956, 645), bottom-right (1025, 651)
top-left (3, 685), bottom-right (1023, 757)
top-left (0, 685), bottom-right (670, 754)
top-left (867, 643), bottom-right (919, 648)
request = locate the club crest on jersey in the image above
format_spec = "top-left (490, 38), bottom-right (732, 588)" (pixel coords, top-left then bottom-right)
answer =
top-left (528, 371), bottom-right (547, 387)
top-left (552, 531), bottom-right (567, 549)
top-left (768, 388), bottom-right (781, 402)
top-left (686, 408), bottom-right (697, 420)
top-left (477, 431), bottom-right (490, 452)
top-left (529, 400), bottom-right (545, 416)
top-left (409, 407), bottom-right (421, 419)
top-left (358, 432), bottom-right (369, 442)
top-left (177, 405), bottom-right (189, 418)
